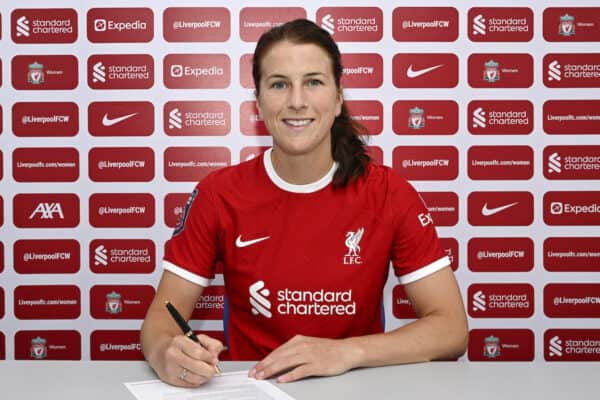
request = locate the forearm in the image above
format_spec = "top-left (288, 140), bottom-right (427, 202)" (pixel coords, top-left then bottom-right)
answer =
top-left (346, 311), bottom-right (468, 368)
top-left (140, 310), bottom-right (179, 370)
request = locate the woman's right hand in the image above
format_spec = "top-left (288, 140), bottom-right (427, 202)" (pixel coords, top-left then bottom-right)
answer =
top-left (155, 333), bottom-right (224, 387)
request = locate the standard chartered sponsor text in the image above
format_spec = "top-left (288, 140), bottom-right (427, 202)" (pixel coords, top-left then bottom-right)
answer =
top-left (108, 248), bottom-right (151, 264)
top-left (195, 294), bottom-right (225, 310)
top-left (487, 111), bottom-right (529, 126)
top-left (168, 160), bottom-right (228, 168)
top-left (31, 19), bottom-right (73, 34)
top-left (336, 17), bottom-right (378, 32)
top-left (98, 206), bottom-right (145, 216)
top-left (18, 298), bottom-right (77, 306)
top-left (565, 339), bottom-right (600, 355)
top-left (563, 64), bottom-right (600, 79)
top-left (108, 65), bottom-right (149, 80)
top-left (16, 161), bottom-right (76, 169)
top-left (562, 156), bottom-right (600, 171)
top-left (100, 343), bottom-right (141, 352)
top-left (553, 296), bottom-right (600, 306)
top-left (24, 252), bottom-right (71, 262)
top-left (22, 115), bottom-right (70, 125)
top-left (487, 18), bottom-right (529, 32)
top-left (277, 289), bottom-right (356, 316)
top-left (488, 293), bottom-right (530, 309)
top-left (184, 111), bottom-right (226, 126)
top-left (477, 250), bottom-right (525, 260)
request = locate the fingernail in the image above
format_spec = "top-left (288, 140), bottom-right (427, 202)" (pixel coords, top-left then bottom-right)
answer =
top-left (248, 368), bottom-right (255, 377)
top-left (256, 371), bottom-right (265, 380)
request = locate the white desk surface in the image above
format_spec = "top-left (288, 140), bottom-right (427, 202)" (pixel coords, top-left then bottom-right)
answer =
top-left (0, 361), bottom-right (598, 399)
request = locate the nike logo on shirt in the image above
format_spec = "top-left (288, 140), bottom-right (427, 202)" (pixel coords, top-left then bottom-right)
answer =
top-left (406, 64), bottom-right (444, 78)
top-left (235, 235), bottom-right (270, 248)
top-left (102, 112), bottom-right (139, 127)
top-left (481, 202), bottom-right (519, 216)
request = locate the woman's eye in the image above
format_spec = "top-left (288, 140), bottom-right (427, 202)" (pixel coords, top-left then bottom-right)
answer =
top-left (307, 79), bottom-right (323, 86)
top-left (271, 81), bottom-right (287, 89)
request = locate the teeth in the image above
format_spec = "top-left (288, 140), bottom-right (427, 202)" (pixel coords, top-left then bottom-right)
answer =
top-left (285, 119), bottom-right (311, 127)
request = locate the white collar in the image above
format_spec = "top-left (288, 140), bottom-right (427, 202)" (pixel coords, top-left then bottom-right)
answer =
top-left (262, 148), bottom-right (338, 193)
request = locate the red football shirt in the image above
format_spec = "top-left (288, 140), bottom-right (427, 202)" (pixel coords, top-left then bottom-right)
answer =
top-left (164, 149), bottom-right (449, 360)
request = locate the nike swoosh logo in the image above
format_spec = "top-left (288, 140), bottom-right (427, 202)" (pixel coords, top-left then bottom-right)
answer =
top-left (406, 64), bottom-right (444, 78)
top-left (235, 235), bottom-right (270, 248)
top-left (481, 202), bottom-right (519, 217)
top-left (102, 112), bottom-right (139, 127)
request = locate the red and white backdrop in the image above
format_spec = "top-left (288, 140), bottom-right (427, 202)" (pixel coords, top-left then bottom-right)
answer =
top-left (0, 0), bottom-right (598, 362)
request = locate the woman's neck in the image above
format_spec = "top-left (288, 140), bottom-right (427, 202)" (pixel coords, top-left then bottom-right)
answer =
top-left (270, 147), bottom-right (334, 185)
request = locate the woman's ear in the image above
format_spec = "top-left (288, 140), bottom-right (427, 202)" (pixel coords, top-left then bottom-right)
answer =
top-left (254, 89), bottom-right (263, 119)
top-left (335, 87), bottom-right (343, 117)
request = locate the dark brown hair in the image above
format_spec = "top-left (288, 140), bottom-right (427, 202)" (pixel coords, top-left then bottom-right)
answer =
top-left (252, 19), bottom-right (370, 188)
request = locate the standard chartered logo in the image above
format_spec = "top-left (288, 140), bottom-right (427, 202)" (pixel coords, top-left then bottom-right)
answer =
top-left (168, 108), bottom-right (182, 129)
top-left (93, 62), bottom-right (106, 83)
top-left (321, 14), bottom-right (335, 35)
top-left (94, 245), bottom-right (108, 266)
top-left (473, 107), bottom-right (486, 128)
top-left (249, 280), bottom-right (272, 318)
top-left (549, 336), bottom-right (563, 357)
top-left (249, 280), bottom-right (356, 318)
top-left (548, 152), bottom-right (562, 173)
top-left (472, 14), bottom-right (486, 35)
top-left (472, 290), bottom-right (486, 311)
top-left (16, 16), bottom-right (30, 37)
top-left (548, 60), bottom-right (561, 81)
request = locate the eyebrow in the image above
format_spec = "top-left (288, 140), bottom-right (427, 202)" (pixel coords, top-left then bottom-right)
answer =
top-left (265, 72), bottom-right (326, 80)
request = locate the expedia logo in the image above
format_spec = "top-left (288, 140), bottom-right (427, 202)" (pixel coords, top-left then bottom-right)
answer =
top-left (544, 191), bottom-right (600, 226)
top-left (87, 8), bottom-right (153, 43)
top-left (163, 54), bottom-right (230, 89)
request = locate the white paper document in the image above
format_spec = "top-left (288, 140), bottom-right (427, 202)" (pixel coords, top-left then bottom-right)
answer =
top-left (125, 371), bottom-right (296, 400)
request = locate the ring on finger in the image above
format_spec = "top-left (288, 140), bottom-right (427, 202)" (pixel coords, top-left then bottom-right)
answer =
top-left (179, 367), bottom-right (188, 381)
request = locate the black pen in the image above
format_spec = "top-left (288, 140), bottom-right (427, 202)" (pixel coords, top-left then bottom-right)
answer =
top-left (165, 301), bottom-right (221, 374)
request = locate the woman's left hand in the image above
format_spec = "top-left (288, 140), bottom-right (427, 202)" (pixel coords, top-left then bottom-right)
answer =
top-left (248, 335), bottom-right (363, 383)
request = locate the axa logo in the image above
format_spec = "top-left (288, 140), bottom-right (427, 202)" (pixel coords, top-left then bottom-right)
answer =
top-left (249, 280), bottom-right (272, 318)
top-left (548, 152), bottom-right (562, 173)
top-left (548, 60), bottom-right (561, 81)
top-left (549, 336), bottom-right (563, 357)
top-left (16, 16), bottom-right (30, 37)
top-left (321, 14), bottom-right (335, 35)
top-left (473, 290), bottom-right (486, 311)
top-left (29, 202), bottom-right (64, 219)
top-left (344, 227), bottom-right (364, 265)
top-left (94, 245), bottom-right (108, 266)
top-left (472, 14), bottom-right (486, 35)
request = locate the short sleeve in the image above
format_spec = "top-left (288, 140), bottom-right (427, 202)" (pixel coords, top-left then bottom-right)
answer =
top-left (163, 175), bottom-right (220, 287)
top-left (390, 176), bottom-right (450, 284)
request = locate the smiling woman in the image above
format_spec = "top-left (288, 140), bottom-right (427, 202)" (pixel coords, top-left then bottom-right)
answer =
top-left (141, 18), bottom-right (467, 388)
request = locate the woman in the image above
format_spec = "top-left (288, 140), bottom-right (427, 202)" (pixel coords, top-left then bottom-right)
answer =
top-left (141, 19), bottom-right (468, 387)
